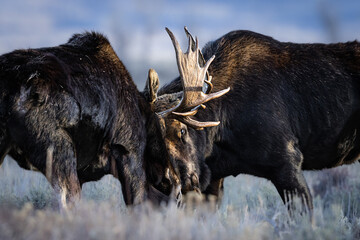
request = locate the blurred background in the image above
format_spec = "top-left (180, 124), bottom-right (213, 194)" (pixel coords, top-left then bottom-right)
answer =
top-left (0, 0), bottom-right (359, 88)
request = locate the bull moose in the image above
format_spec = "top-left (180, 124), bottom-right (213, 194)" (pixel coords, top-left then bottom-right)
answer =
top-left (0, 31), bottom-right (179, 208)
top-left (147, 27), bottom-right (360, 214)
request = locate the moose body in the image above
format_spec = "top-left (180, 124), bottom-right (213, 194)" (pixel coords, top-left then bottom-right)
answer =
top-left (0, 32), bottom-right (173, 207)
top-left (154, 29), bottom-right (360, 211)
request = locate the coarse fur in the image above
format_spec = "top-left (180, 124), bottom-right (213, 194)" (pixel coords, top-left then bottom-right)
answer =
top-left (155, 29), bottom-right (360, 212)
top-left (0, 32), bottom-right (174, 208)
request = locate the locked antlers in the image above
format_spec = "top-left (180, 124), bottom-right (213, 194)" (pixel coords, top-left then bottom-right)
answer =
top-left (158, 27), bottom-right (230, 129)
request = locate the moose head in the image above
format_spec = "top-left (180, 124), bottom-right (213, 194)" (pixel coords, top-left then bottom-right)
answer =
top-left (144, 27), bottom-right (230, 195)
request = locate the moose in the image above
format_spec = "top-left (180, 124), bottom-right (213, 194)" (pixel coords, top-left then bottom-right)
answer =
top-left (0, 31), bottom-right (181, 208)
top-left (147, 27), bottom-right (360, 214)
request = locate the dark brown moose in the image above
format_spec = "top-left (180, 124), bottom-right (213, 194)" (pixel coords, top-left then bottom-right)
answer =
top-left (149, 27), bottom-right (360, 215)
top-left (0, 32), bottom-right (178, 208)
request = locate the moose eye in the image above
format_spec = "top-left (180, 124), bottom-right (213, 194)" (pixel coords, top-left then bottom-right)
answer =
top-left (180, 128), bottom-right (186, 137)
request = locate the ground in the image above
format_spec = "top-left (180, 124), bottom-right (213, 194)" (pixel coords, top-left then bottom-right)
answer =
top-left (1, 156), bottom-right (360, 240)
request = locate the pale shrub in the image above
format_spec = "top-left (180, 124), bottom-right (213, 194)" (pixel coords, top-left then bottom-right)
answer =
top-left (1, 157), bottom-right (360, 240)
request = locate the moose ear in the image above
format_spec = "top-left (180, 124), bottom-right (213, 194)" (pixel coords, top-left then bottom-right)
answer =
top-left (144, 68), bottom-right (160, 103)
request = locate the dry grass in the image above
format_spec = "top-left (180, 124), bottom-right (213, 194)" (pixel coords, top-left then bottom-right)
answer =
top-left (1, 156), bottom-right (360, 240)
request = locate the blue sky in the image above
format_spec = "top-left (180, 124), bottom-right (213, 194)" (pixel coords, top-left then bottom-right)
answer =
top-left (1, 0), bottom-right (359, 87)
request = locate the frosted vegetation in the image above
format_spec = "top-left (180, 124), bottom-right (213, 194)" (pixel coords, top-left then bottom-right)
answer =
top-left (1, 156), bottom-right (360, 240)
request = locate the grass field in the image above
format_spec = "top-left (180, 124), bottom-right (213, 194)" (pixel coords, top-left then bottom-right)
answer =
top-left (1, 156), bottom-right (360, 240)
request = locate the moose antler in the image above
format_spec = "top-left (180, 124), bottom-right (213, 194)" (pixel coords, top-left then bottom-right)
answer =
top-left (159, 28), bottom-right (230, 129)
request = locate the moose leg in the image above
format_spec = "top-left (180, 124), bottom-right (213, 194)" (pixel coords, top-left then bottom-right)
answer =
top-left (20, 130), bottom-right (81, 210)
top-left (44, 139), bottom-right (81, 210)
top-left (203, 178), bottom-right (224, 204)
top-left (111, 145), bottom-right (147, 205)
top-left (271, 164), bottom-right (313, 217)
top-left (266, 138), bottom-right (313, 219)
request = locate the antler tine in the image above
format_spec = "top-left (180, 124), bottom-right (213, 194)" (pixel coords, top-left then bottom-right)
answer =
top-left (186, 32), bottom-right (196, 54)
top-left (203, 55), bottom-right (215, 74)
top-left (184, 26), bottom-right (196, 52)
top-left (165, 27), bottom-right (183, 59)
top-left (195, 37), bottom-right (200, 60)
top-left (177, 116), bottom-right (220, 130)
